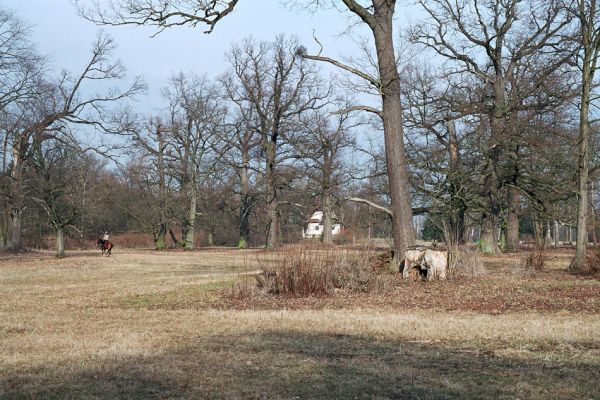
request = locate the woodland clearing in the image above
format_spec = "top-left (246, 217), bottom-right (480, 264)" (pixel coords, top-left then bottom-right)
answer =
top-left (1, 247), bottom-right (598, 399)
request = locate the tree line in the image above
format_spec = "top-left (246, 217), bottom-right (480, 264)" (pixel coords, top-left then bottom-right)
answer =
top-left (2, 1), bottom-right (600, 274)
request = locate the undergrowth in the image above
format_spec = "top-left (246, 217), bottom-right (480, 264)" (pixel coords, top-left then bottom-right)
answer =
top-left (233, 246), bottom-right (394, 298)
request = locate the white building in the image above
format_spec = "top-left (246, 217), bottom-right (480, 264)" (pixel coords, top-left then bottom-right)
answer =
top-left (303, 211), bottom-right (342, 239)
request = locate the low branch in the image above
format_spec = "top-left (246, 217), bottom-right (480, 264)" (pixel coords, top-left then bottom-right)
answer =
top-left (345, 197), bottom-right (393, 216)
top-left (299, 53), bottom-right (380, 90)
top-left (332, 105), bottom-right (382, 119)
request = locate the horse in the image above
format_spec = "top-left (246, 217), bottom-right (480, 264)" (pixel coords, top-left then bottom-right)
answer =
top-left (96, 238), bottom-right (113, 256)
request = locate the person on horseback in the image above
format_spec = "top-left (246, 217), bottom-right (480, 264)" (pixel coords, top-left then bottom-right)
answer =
top-left (97, 231), bottom-right (113, 256)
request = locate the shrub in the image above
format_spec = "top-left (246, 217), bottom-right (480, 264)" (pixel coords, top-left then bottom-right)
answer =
top-left (521, 247), bottom-right (547, 272)
top-left (449, 245), bottom-right (486, 277)
top-left (247, 246), bottom-right (391, 297)
top-left (584, 246), bottom-right (600, 275)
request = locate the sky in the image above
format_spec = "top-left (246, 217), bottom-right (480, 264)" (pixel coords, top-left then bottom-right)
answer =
top-left (4, 0), bottom-right (420, 114)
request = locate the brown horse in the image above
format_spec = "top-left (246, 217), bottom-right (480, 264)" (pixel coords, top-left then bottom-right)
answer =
top-left (96, 239), bottom-right (113, 256)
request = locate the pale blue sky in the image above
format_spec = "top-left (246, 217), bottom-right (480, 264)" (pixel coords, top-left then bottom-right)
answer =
top-left (4, 1), bottom-right (420, 112)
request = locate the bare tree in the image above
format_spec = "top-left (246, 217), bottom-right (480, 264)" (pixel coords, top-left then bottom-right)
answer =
top-left (164, 72), bottom-right (224, 250)
top-left (403, 66), bottom-right (476, 245)
top-left (127, 118), bottom-right (174, 249)
top-left (296, 0), bottom-right (417, 269)
top-left (0, 8), bottom-right (44, 247)
top-left (2, 33), bottom-right (144, 251)
top-left (294, 107), bottom-right (356, 245)
top-left (29, 140), bottom-right (82, 258)
top-left (223, 36), bottom-right (327, 249)
top-left (0, 9), bottom-right (44, 112)
top-left (213, 99), bottom-right (261, 247)
top-left (569, 0), bottom-right (600, 273)
top-left (411, 0), bottom-right (575, 252)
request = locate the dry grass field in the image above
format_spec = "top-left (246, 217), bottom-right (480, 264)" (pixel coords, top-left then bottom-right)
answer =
top-left (1, 247), bottom-right (599, 399)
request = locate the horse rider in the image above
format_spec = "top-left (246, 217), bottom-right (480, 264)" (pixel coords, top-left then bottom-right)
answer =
top-left (103, 231), bottom-right (109, 241)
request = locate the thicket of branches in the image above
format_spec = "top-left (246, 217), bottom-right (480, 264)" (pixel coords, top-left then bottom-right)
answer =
top-left (2, 1), bottom-right (600, 273)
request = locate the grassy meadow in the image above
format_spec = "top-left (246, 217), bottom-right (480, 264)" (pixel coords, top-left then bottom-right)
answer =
top-left (1, 247), bottom-right (599, 399)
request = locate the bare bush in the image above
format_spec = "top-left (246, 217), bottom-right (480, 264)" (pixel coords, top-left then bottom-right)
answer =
top-left (584, 246), bottom-right (600, 275)
top-left (521, 247), bottom-right (547, 272)
top-left (449, 245), bottom-right (486, 277)
top-left (241, 246), bottom-right (393, 297)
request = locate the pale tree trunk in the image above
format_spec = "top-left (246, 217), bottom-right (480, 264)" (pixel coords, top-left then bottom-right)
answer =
top-left (321, 191), bottom-right (333, 246)
top-left (370, 1), bottom-right (416, 269)
top-left (207, 230), bottom-right (214, 246)
top-left (554, 220), bottom-right (560, 248)
top-left (184, 179), bottom-right (197, 250)
top-left (55, 227), bottom-right (65, 258)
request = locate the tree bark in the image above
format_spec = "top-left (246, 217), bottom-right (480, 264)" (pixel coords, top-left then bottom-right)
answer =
top-left (447, 119), bottom-right (465, 244)
top-left (570, 57), bottom-right (591, 272)
top-left (238, 163), bottom-right (251, 248)
top-left (480, 213), bottom-right (499, 253)
top-left (533, 218), bottom-right (545, 249)
top-left (369, 0), bottom-right (416, 269)
top-left (156, 125), bottom-right (168, 250)
top-left (184, 179), bottom-right (197, 250)
top-left (55, 227), bottom-right (65, 258)
top-left (265, 141), bottom-right (279, 249)
top-left (7, 148), bottom-right (24, 251)
top-left (505, 186), bottom-right (520, 251)
top-left (554, 220), bottom-right (560, 248)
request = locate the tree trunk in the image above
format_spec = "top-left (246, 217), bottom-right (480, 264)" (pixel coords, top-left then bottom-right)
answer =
top-left (156, 125), bottom-right (168, 251)
top-left (554, 220), bottom-right (560, 248)
top-left (265, 141), bottom-right (278, 249)
top-left (184, 180), bottom-right (197, 250)
top-left (533, 218), bottom-right (545, 249)
top-left (322, 192), bottom-right (333, 246)
top-left (479, 214), bottom-right (499, 253)
top-left (207, 230), bottom-right (214, 246)
top-left (371, 2), bottom-right (416, 270)
top-left (238, 165), bottom-right (251, 248)
top-left (155, 223), bottom-right (167, 250)
top-left (570, 57), bottom-right (591, 272)
top-left (168, 228), bottom-right (179, 248)
top-left (505, 186), bottom-right (520, 251)
top-left (55, 227), bottom-right (65, 258)
top-left (447, 119), bottom-right (465, 244)
top-left (7, 148), bottom-right (24, 251)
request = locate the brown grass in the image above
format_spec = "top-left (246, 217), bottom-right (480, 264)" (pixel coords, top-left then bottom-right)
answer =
top-left (1, 247), bottom-right (599, 399)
